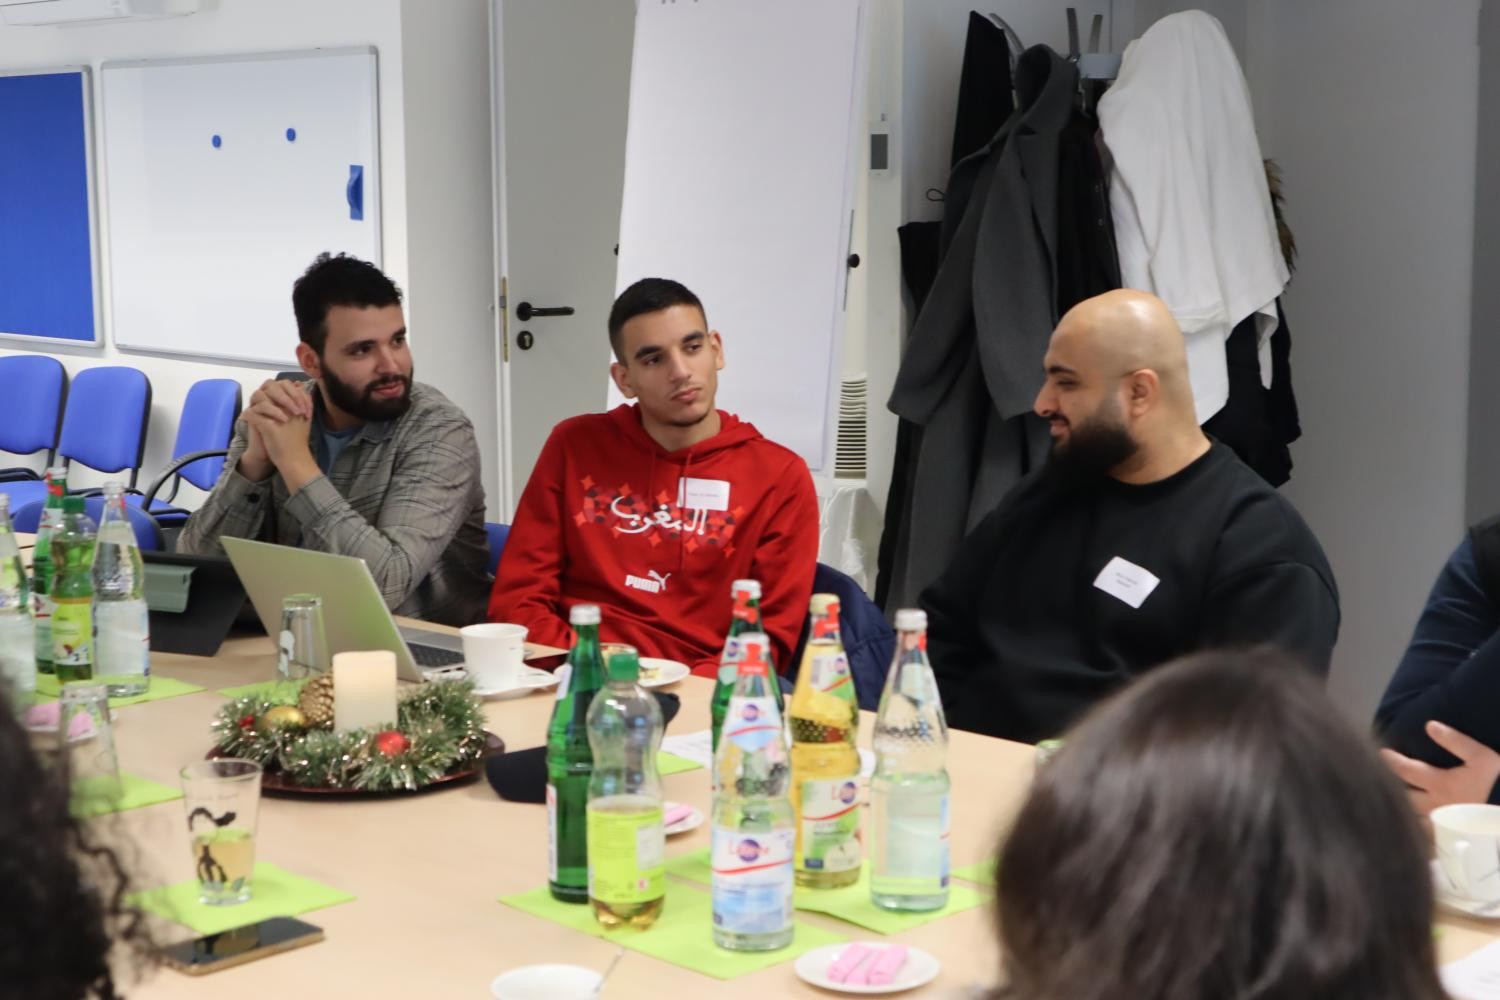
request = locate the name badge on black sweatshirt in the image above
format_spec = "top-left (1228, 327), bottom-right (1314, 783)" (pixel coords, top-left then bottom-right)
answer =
top-left (1093, 556), bottom-right (1161, 609)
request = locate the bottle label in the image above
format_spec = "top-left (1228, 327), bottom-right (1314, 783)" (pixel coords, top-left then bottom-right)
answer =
top-left (50, 596), bottom-right (92, 667)
top-left (725, 696), bottom-right (781, 753)
top-left (33, 592), bottom-right (52, 661)
top-left (874, 790), bottom-right (950, 891)
top-left (809, 653), bottom-right (852, 695)
top-left (586, 803), bottom-right (664, 905)
top-left (553, 662), bottom-right (572, 703)
top-left (546, 782), bottom-right (559, 882)
top-left (0, 615), bottom-right (37, 700)
top-left (798, 777), bottom-right (862, 874)
top-left (95, 600), bottom-right (149, 677)
top-left (712, 824), bottom-right (794, 935)
top-left (717, 637), bottom-right (742, 684)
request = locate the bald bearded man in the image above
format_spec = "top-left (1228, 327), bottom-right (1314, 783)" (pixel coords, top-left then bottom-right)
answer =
top-left (923, 290), bottom-right (1339, 742)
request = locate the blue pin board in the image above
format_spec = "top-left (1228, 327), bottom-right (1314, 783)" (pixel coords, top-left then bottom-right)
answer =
top-left (0, 70), bottom-right (99, 344)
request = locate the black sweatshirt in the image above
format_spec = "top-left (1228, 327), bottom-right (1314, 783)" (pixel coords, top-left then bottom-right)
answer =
top-left (923, 441), bottom-right (1339, 742)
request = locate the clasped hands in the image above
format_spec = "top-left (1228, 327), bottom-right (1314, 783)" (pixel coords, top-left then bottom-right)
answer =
top-left (236, 378), bottom-right (321, 494)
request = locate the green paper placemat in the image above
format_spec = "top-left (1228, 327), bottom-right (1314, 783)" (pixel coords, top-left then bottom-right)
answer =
top-left (666, 849), bottom-right (989, 934)
top-left (132, 862), bottom-right (356, 936)
top-left (951, 858), bottom-right (996, 886)
top-left (72, 771), bottom-right (182, 819)
top-left (500, 879), bottom-right (844, 980)
top-left (35, 673), bottom-right (205, 707)
top-left (658, 751), bottom-right (703, 776)
top-left (216, 679), bottom-right (305, 701)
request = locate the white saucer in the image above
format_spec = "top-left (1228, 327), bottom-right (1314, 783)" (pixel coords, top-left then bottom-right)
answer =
top-left (490, 963), bottom-right (601, 1000)
top-left (639, 658), bottom-right (691, 688)
top-left (1433, 860), bottom-right (1500, 920)
top-left (663, 802), bottom-right (703, 836)
top-left (794, 942), bottom-right (941, 995)
top-left (473, 668), bottom-right (560, 701)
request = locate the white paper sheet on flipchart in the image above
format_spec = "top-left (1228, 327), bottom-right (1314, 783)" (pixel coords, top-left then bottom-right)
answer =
top-left (661, 729), bottom-right (876, 779)
top-left (1444, 939), bottom-right (1500, 998)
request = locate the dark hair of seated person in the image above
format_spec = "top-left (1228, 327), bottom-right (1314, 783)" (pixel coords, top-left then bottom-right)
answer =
top-left (994, 648), bottom-right (1445, 1000)
top-left (0, 690), bottom-right (152, 999)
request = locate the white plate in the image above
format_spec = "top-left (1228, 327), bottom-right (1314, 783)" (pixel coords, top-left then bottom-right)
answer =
top-left (639, 658), bottom-right (691, 688)
top-left (473, 668), bottom-right (560, 701)
top-left (1433, 860), bottom-right (1500, 920)
top-left (663, 802), bottom-right (703, 836)
top-left (490, 963), bottom-right (601, 999)
top-left (794, 942), bottom-right (941, 995)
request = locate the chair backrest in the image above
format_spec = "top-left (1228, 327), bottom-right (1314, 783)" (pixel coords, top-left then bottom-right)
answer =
top-left (486, 522), bottom-right (510, 577)
top-left (787, 563), bottom-right (897, 710)
top-left (172, 379), bottom-right (242, 490)
top-left (13, 497), bottom-right (161, 552)
top-left (56, 366), bottom-right (152, 485)
top-left (0, 355), bottom-right (67, 459)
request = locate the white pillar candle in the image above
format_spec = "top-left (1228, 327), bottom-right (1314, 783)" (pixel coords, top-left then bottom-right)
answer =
top-left (332, 650), bottom-right (398, 734)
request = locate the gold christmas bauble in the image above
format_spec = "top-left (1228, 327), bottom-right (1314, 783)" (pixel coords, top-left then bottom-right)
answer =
top-left (298, 674), bottom-right (335, 727)
top-left (260, 704), bottom-right (307, 732)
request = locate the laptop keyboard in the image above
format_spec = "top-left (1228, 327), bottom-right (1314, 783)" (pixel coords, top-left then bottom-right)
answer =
top-left (408, 643), bottom-right (465, 667)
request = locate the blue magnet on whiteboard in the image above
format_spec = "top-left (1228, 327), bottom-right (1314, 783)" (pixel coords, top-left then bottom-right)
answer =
top-left (211, 134), bottom-right (222, 148)
top-left (286, 127), bottom-right (296, 142)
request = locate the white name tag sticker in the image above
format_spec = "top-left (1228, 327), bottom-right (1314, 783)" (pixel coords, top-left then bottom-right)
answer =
top-left (1093, 556), bottom-right (1161, 609)
top-left (677, 477), bottom-right (730, 511)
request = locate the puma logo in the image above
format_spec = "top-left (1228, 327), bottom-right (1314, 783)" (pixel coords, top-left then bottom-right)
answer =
top-left (625, 569), bottom-right (672, 595)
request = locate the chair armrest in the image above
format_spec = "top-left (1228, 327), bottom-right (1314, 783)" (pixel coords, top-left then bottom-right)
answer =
top-left (141, 449), bottom-right (229, 512)
top-left (0, 467), bottom-right (41, 483)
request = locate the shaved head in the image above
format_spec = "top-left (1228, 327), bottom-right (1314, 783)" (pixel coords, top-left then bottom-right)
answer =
top-left (1034, 289), bottom-right (1209, 484)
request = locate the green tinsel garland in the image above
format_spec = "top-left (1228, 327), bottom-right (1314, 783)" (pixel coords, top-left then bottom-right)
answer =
top-left (210, 679), bottom-right (488, 792)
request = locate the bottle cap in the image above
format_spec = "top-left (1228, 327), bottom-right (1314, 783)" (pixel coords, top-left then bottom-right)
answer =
top-left (606, 647), bottom-right (640, 682)
top-left (809, 593), bottom-right (839, 615)
top-left (894, 609), bottom-right (927, 631)
top-left (62, 495), bottom-right (84, 514)
top-left (730, 579), bottom-right (762, 600)
top-left (569, 604), bottom-right (601, 626)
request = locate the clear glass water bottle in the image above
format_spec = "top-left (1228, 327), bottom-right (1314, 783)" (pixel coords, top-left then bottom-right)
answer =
top-left (0, 494), bottom-right (36, 710)
top-left (92, 482), bottom-right (150, 697)
top-left (585, 646), bottom-right (665, 929)
top-left (869, 608), bottom-right (951, 912)
top-left (31, 466), bottom-right (67, 675)
top-left (712, 632), bottom-right (795, 951)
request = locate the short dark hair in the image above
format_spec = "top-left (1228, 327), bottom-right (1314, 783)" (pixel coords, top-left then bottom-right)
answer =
top-left (607, 277), bottom-right (704, 363)
top-left (292, 252), bottom-right (403, 354)
top-left (995, 649), bottom-right (1445, 1000)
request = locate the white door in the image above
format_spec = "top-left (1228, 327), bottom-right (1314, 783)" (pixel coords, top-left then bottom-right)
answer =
top-left (492, 0), bottom-right (635, 515)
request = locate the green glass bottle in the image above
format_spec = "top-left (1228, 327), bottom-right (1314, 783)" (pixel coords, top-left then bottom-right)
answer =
top-left (546, 603), bottom-right (606, 903)
top-left (31, 466), bottom-right (67, 675)
top-left (711, 579), bottom-right (782, 756)
top-left (50, 495), bottom-right (96, 684)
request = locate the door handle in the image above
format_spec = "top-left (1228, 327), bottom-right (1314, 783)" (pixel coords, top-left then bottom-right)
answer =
top-left (515, 302), bottom-right (575, 321)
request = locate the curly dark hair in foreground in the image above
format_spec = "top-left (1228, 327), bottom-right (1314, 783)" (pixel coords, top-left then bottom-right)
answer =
top-left (996, 648), bottom-right (1445, 1000)
top-left (0, 691), bottom-right (152, 999)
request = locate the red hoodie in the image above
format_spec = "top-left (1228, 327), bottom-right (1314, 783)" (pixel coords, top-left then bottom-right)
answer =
top-left (489, 404), bottom-right (819, 676)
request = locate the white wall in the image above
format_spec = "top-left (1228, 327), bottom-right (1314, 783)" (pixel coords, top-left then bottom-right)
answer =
top-left (0, 0), bottom-right (500, 519)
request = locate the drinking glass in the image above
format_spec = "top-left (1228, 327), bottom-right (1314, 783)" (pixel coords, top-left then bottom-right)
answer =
top-left (278, 594), bottom-right (328, 681)
top-left (180, 758), bottom-right (262, 905)
top-left (60, 681), bottom-right (121, 809)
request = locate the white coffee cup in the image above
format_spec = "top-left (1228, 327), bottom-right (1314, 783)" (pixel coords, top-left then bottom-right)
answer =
top-left (1433, 803), bottom-right (1500, 901)
top-left (490, 964), bottom-right (601, 1000)
top-left (460, 623), bottom-right (528, 692)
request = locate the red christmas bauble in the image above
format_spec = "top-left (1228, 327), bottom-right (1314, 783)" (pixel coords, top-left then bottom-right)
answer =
top-left (374, 730), bottom-right (410, 756)
top-left (238, 714), bottom-right (257, 731)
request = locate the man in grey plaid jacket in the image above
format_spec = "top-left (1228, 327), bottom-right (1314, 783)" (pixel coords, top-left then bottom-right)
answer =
top-left (178, 254), bottom-right (490, 626)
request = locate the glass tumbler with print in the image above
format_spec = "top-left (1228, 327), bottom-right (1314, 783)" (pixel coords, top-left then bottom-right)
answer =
top-left (59, 681), bottom-right (121, 809)
top-left (278, 595), bottom-right (328, 682)
top-left (181, 758), bottom-right (262, 905)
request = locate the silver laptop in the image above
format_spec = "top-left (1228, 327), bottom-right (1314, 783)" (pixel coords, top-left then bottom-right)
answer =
top-left (220, 536), bottom-right (466, 683)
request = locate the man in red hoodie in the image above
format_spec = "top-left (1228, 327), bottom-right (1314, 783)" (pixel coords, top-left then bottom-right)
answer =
top-left (489, 277), bottom-right (820, 677)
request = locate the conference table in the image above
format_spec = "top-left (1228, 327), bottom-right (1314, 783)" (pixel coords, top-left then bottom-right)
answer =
top-left (11, 536), bottom-right (1500, 997)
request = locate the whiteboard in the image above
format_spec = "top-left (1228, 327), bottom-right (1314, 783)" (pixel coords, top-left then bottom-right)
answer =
top-left (613, 0), bottom-right (863, 474)
top-left (101, 48), bottom-right (380, 365)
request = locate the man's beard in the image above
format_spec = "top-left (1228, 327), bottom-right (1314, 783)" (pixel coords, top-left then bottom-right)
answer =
top-left (1042, 406), bottom-right (1138, 490)
top-left (322, 365), bottom-right (413, 422)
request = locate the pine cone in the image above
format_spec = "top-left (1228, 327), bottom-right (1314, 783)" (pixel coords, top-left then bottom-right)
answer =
top-left (298, 674), bottom-right (335, 727)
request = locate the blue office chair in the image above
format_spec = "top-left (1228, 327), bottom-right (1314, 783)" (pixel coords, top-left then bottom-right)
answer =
top-left (13, 497), bottom-right (162, 552)
top-left (786, 563), bottom-right (897, 710)
top-left (0, 366), bottom-right (152, 512)
top-left (486, 522), bottom-right (511, 577)
top-left (0, 355), bottom-right (68, 482)
top-left (132, 378), bottom-right (242, 526)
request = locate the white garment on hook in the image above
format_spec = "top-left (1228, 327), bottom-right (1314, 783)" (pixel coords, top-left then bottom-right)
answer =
top-left (1099, 10), bottom-right (1289, 424)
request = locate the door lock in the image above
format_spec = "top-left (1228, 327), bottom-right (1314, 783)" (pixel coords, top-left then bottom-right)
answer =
top-left (516, 330), bottom-right (534, 351)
